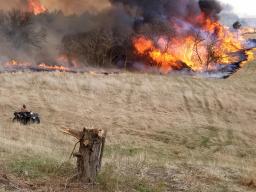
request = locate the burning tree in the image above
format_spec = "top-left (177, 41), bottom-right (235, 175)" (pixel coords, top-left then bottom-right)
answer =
top-left (0, 0), bottom-right (255, 77)
top-left (132, 12), bottom-right (244, 73)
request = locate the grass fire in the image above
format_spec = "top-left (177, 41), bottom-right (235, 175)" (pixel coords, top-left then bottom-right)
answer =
top-left (0, 0), bottom-right (256, 192)
top-left (0, 0), bottom-right (255, 78)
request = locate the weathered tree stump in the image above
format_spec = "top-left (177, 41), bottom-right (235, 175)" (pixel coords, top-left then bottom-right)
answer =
top-left (61, 127), bottom-right (106, 183)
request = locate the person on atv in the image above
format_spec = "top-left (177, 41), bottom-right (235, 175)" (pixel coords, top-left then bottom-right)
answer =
top-left (20, 104), bottom-right (28, 112)
top-left (13, 105), bottom-right (40, 124)
top-left (18, 105), bottom-right (30, 124)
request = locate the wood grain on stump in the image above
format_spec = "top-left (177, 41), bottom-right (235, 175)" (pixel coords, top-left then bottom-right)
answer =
top-left (61, 127), bottom-right (106, 183)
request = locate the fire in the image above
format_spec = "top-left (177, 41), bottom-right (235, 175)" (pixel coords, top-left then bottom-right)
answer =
top-left (242, 48), bottom-right (256, 66)
top-left (9, 60), bottom-right (17, 66)
top-left (38, 63), bottom-right (70, 71)
top-left (4, 60), bottom-right (30, 68)
top-left (134, 37), bottom-right (154, 55)
top-left (133, 13), bottom-right (246, 73)
top-left (56, 54), bottom-right (80, 68)
top-left (28, 0), bottom-right (47, 15)
top-left (3, 59), bottom-right (71, 72)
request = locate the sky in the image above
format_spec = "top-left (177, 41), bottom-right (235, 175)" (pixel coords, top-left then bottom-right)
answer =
top-left (220, 0), bottom-right (256, 17)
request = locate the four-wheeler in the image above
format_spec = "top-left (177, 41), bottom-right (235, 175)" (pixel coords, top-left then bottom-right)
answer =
top-left (13, 111), bottom-right (40, 125)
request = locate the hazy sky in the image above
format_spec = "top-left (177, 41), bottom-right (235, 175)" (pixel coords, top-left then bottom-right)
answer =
top-left (220, 0), bottom-right (256, 17)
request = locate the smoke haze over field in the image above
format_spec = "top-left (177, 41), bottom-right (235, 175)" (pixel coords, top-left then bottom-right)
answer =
top-left (0, 0), bottom-right (254, 17)
top-left (0, 0), bottom-right (26, 11)
top-left (40, 0), bottom-right (110, 14)
top-left (0, 0), bottom-right (254, 77)
top-left (0, 0), bottom-right (110, 14)
top-left (0, 0), bottom-right (226, 16)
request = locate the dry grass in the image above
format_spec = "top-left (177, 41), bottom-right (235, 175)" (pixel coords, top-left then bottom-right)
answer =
top-left (0, 62), bottom-right (256, 191)
top-left (243, 33), bottom-right (256, 39)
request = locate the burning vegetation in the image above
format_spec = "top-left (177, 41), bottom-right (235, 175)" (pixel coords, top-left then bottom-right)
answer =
top-left (0, 0), bottom-right (255, 78)
top-left (27, 0), bottom-right (47, 15)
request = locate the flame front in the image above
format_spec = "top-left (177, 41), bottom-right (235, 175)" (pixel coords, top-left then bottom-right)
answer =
top-left (133, 13), bottom-right (246, 73)
top-left (3, 57), bottom-right (72, 72)
top-left (28, 0), bottom-right (47, 15)
top-left (38, 63), bottom-right (70, 71)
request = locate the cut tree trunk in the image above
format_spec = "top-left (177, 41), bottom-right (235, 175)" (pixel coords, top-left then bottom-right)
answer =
top-left (61, 128), bottom-right (106, 183)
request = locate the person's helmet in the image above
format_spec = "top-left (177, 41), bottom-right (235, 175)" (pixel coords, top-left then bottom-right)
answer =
top-left (23, 104), bottom-right (26, 109)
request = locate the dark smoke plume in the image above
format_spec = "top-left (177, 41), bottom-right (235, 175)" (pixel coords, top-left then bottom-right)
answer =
top-left (0, 0), bottom-right (228, 69)
top-left (199, 0), bottom-right (222, 19)
top-left (110, 0), bottom-right (201, 22)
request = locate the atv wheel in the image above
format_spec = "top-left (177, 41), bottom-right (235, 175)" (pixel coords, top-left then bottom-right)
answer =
top-left (22, 118), bottom-right (29, 125)
top-left (35, 117), bottom-right (40, 124)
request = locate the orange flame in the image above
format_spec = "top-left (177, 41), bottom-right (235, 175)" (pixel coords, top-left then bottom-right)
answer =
top-left (241, 48), bottom-right (256, 66)
top-left (133, 13), bottom-right (245, 73)
top-left (28, 0), bottom-right (47, 15)
top-left (38, 63), bottom-right (70, 71)
top-left (4, 60), bottom-right (30, 68)
top-left (3, 58), bottom-right (72, 72)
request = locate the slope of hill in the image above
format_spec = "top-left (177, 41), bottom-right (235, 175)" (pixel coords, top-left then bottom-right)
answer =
top-left (0, 62), bottom-right (256, 191)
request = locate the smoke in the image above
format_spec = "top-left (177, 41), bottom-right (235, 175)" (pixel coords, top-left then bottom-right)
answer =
top-left (219, 4), bottom-right (240, 26)
top-left (0, 0), bottom-right (27, 11)
top-left (0, 0), bottom-right (110, 65)
top-left (0, 0), bottom-right (238, 70)
top-left (110, 0), bottom-right (223, 20)
top-left (0, 0), bottom-right (222, 20)
top-left (110, 0), bottom-right (201, 22)
top-left (0, 0), bottom-right (110, 14)
top-left (41, 0), bottom-right (110, 15)
top-left (198, 0), bottom-right (222, 19)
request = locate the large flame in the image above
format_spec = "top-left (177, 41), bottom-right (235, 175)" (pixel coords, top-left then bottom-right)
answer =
top-left (28, 0), bottom-right (47, 15)
top-left (133, 13), bottom-right (247, 73)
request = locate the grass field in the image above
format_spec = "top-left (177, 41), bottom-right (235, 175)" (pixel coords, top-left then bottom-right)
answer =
top-left (0, 61), bottom-right (256, 191)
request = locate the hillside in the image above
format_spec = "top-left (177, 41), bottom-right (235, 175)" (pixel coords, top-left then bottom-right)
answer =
top-left (0, 62), bottom-right (256, 191)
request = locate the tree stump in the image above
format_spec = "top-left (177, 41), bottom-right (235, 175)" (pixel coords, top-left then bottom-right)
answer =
top-left (61, 127), bottom-right (106, 183)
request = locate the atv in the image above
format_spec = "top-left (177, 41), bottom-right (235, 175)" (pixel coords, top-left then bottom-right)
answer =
top-left (13, 111), bottom-right (40, 125)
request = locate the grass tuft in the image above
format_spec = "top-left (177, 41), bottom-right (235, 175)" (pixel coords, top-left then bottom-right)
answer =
top-left (7, 157), bottom-right (74, 179)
